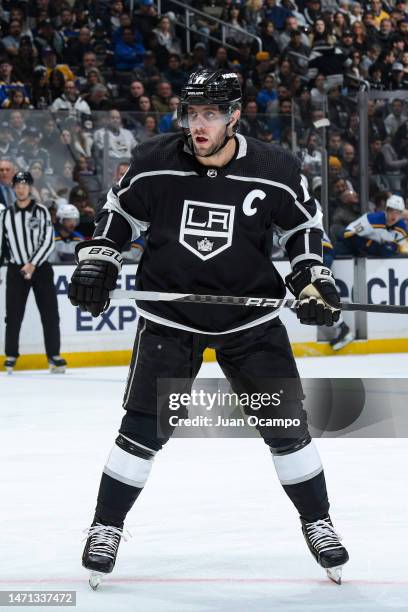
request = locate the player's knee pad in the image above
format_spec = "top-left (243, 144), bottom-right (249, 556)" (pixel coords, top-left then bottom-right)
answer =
top-left (120, 409), bottom-right (172, 451)
top-left (268, 435), bottom-right (323, 486)
top-left (103, 433), bottom-right (156, 488)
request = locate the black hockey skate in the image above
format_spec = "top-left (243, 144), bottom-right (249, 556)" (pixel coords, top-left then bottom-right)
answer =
top-left (301, 515), bottom-right (349, 584)
top-left (48, 356), bottom-right (67, 373)
top-left (4, 357), bottom-right (17, 374)
top-left (330, 322), bottom-right (354, 351)
top-left (82, 519), bottom-right (128, 590)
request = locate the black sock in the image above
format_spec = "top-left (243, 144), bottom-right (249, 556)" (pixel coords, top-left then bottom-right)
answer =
top-left (282, 471), bottom-right (330, 522)
top-left (94, 472), bottom-right (143, 527)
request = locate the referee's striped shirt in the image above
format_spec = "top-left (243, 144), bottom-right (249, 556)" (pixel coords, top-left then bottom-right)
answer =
top-left (0, 200), bottom-right (54, 266)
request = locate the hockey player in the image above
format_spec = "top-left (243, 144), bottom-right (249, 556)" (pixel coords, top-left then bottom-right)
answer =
top-left (335, 194), bottom-right (408, 257)
top-left (49, 204), bottom-right (84, 264)
top-left (69, 70), bottom-right (349, 588)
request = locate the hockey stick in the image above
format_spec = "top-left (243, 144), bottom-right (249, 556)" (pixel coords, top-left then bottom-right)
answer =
top-left (110, 290), bottom-right (408, 315)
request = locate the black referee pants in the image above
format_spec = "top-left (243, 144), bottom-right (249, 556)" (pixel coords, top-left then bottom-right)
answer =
top-left (5, 262), bottom-right (61, 359)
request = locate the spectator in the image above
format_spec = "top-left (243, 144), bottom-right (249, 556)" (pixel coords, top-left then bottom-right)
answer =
top-left (300, 132), bottom-right (322, 178)
top-left (114, 26), bottom-right (145, 71)
top-left (13, 35), bottom-right (38, 84)
top-left (79, 68), bottom-right (106, 99)
top-left (381, 134), bottom-right (408, 191)
top-left (9, 110), bottom-right (27, 142)
top-left (139, 114), bottom-right (159, 141)
top-left (15, 126), bottom-right (51, 173)
top-left (328, 131), bottom-right (343, 157)
top-left (222, 6), bottom-right (251, 46)
top-left (269, 97), bottom-right (299, 141)
top-left (158, 96), bottom-right (180, 133)
top-left (29, 159), bottom-right (57, 203)
top-left (117, 79), bottom-right (145, 111)
top-left (262, 0), bottom-right (293, 31)
top-left (371, 0), bottom-right (390, 29)
top-left (41, 47), bottom-right (75, 82)
top-left (31, 65), bottom-right (51, 109)
top-left (153, 15), bottom-right (181, 55)
top-left (49, 68), bottom-right (67, 102)
top-left (34, 18), bottom-right (65, 57)
top-left (279, 16), bottom-right (311, 51)
top-left (327, 86), bottom-right (349, 132)
top-left (1, 87), bottom-right (32, 109)
top-left (256, 73), bottom-right (278, 114)
top-left (151, 80), bottom-right (173, 114)
top-left (239, 99), bottom-right (273, 141)
top-left (285, 30), bottom-right (310, 76)
top-left (138, 95), bottom-right (154, 116)
top-left (208, 46), bottom-right (233, 72)
top-left (133, 50), bottom-right (161, 94)
top-left (50, 80), bottom-right (91, 116)
top-left (87, 84), bottom-right (113, 111)
top-left (162, 54), bottom-right (187, 96)
top-left (0, 57), bottom-right (28, 106)
top-left (309, 18), bottom-right (337, 47)
top-left (259, 21), bottom-right (280, 58)
top-left (77, 51), bottom-right (98, 81)
top-left (0, 159), bottom-right (16, 208)
top-left (1, 19), bottom-right (23, 57)
top-left (384, 99), bottom-right (407, 137)
top-left (310, 73), bottom-right (327, 110)
top-left (69, 185), bottom-right (95, 238)
top-left (93, 109), bottom-right (137, 160)
top-left (57, 6), bottom-right (78, 42)
top-left (133, 0), bottom-right (158, 47)
top-left (105, 0), bottom-right (126, 34)
top-left (63, 27), bottom-right (93, 66)
top-left (244, 0), bottom-right (264, 35)
top-left (341, 142), bottom-right (356, 177)
top-left (329, 188), bottom-right (361, 243)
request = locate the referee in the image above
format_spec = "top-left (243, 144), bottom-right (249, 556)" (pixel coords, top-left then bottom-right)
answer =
top-left (0, 171), bottom-right (67, 373)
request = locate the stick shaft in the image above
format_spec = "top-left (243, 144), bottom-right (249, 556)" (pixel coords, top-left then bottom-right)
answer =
top-left (109, 290), bottom-right (408, 314)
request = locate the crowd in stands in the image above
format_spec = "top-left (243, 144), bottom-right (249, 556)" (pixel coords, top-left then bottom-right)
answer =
top-left (1, 0), bottom-right (408, 258)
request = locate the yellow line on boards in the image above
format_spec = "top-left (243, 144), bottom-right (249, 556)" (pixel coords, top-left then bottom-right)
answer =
top-left (1, 338), bottom-right (408, 371)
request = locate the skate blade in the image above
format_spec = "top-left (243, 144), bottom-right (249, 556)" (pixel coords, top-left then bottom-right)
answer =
top-left (6, 368), bottom-right (14, 375)
top-left (326, 566), bottom-right (343, 584)
top-left (331, 333), bottom-right (354, 351)
top-left (50, 366), bottom-right (66, 374)
top-left (89, 571), bottom-right (104, 590)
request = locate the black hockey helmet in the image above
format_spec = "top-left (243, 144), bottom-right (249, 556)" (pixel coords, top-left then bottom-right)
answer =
top-left (12, 171), bottom-right (34, 186)
top-left (178, 69), bottom-right (241, 126)
top-left (178, 69), bottom-right (242, 155)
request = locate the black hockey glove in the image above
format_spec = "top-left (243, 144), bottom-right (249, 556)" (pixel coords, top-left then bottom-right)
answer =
top-left (285, 265), bottom-right (341, 326)
top-left (68, 238), bottom-right (122, 317)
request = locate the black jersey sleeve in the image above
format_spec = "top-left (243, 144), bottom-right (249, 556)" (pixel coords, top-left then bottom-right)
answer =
top-left (273, 158), bottom-right (323, 270)
top-left (93, 154), bottom-right (151, 249)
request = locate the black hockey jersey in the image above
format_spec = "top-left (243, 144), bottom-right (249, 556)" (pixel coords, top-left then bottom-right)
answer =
top-left (94, 133), bottom-right (323, 334)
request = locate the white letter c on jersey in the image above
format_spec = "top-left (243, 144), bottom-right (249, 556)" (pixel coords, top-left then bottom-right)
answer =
top-left (242, 189), bottom-right (266, 216)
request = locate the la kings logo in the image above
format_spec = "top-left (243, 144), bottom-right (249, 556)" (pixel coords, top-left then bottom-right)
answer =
top-left (179, 200), bottom-right (235, 261)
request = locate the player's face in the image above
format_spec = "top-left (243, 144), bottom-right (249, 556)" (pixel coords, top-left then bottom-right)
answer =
top-left (14, 183), bottom-right (31, 200)
top-left (386, 208), bottom-right (402, 225)
top-left (188, 105), bottom-right (232, 157)
top-left (62, 218), bottom-right (77, 233)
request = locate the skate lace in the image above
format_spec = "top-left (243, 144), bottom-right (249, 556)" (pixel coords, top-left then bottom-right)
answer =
top-left (305, 519), bottom-right (343, 554)
top-left (83, 524), bottom-right (131, 560)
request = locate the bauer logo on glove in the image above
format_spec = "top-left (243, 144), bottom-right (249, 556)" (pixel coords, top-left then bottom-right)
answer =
top-left (285, 265), bottom-right (341, 326)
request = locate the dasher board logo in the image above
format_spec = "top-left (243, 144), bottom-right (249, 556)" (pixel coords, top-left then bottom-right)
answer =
top-left (179, 200), bottom-right (235, 261)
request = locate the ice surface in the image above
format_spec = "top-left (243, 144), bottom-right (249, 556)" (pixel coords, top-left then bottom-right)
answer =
top-left (0, 354), bottom-right (407, 611)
